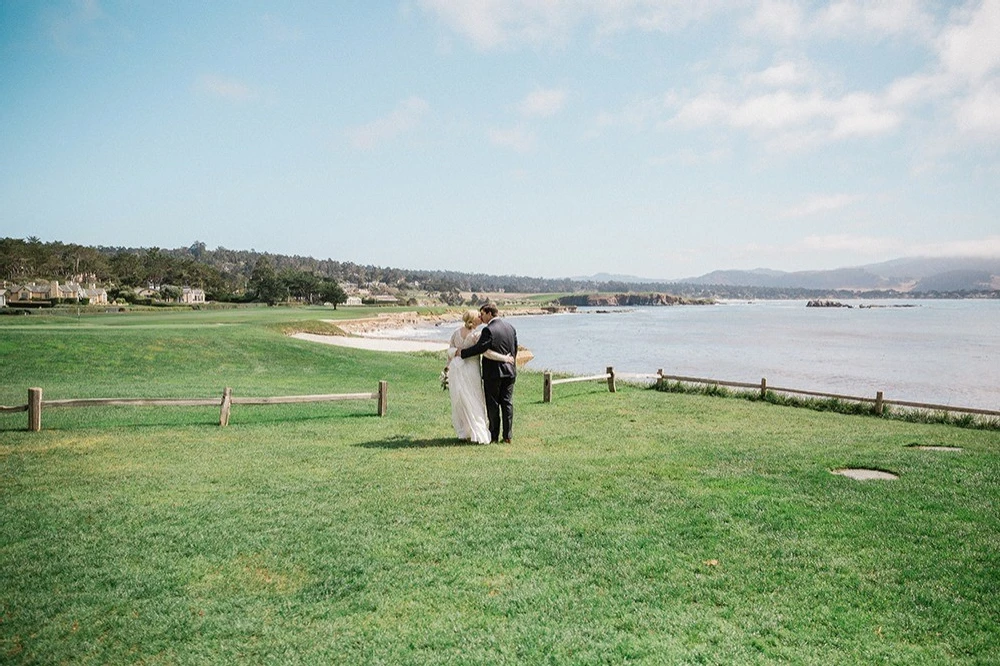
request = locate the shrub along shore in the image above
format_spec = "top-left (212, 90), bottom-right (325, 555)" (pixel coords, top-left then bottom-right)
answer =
top-left (1, 307), bottom-right (998, 664)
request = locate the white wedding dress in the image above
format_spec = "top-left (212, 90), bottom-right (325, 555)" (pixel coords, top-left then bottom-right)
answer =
top-left (447, 327), bottom-right (492, 443)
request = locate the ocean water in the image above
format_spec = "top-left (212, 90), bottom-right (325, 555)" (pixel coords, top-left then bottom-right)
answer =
top-left (390, 300), bottom-right (1000, 412)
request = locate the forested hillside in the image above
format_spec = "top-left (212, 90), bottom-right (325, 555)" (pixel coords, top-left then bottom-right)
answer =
top-left (2, 237), bottom-right (997, 302)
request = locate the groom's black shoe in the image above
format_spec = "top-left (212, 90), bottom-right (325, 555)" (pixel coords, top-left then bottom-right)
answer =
top-left (502, 438), bottom-right (512, 444)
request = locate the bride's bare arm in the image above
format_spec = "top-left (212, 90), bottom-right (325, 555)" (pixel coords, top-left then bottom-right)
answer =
top-left (483, 349), bottom-right (515, 364)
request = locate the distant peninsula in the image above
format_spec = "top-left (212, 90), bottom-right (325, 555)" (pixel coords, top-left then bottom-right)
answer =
top-left (557, 293), bottom-right (715, 307)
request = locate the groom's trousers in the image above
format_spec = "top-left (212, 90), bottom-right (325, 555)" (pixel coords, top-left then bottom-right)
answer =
top-left (485, 376), bottom-right (515, 442)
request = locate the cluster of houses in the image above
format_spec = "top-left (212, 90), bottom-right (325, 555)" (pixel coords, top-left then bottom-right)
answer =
top-left (0, 278), bottom-right (413, 309)
top-left (2, 280), bottom-right (110, 306)
top-left (0, 280), bottom-right (206, 308)
top-left (340, 282), bottom-right (398, 307)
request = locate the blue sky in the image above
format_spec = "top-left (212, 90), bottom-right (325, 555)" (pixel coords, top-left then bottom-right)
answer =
top-left (2, 1), bottom-right (998, 279)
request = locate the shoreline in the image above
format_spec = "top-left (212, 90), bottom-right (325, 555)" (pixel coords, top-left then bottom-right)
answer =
top-left (291, 332), bottom-right (450, 352)
top-left (294, 307), bottom-right (552, 357)
top-left (331, 307), bottom-right (560, 336)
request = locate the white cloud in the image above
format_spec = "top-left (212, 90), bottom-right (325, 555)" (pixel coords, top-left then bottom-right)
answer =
top-left (906, 235), bottom-right (1000, 257)
top-left (814, 0), bottom-right (937, 42)
top-left (954, 78), bottom-right (1000, 135)
top-left (745, 0), bottom-right (937, 42)
top-left (744, 61), bottom-right (809, 88)
top-left (417, 0), bottom-right (730, 49)
top-left (417, 0), bottom-right (569, 49)
top-left (781, 194), bottom-right (862, 218)
top-left (936, 0), bottom-right (1000, 83)
top-left (195, 74), bottom-right (258, 102)
top-left (742, 0), bottom-right (804, 39)
top-left (670, 88), bottom-right (901, 149)
top-left (829, 92), bottom-right (901, 138)
top-left (517, 88), bottom-right (568, 117)
top-left (488, 126), bottom-right (535, 153)
top-left (347, 97), bottom-right (430, 150)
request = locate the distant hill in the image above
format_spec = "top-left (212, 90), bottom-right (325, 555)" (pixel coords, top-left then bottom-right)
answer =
top-left (679, 257), bottom-right (1000, 292)
top-left (569, 272), bottom-right (667, 284)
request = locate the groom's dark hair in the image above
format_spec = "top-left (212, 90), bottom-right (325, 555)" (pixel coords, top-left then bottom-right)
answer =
top-left (479, 303), bottom-right (499, 317)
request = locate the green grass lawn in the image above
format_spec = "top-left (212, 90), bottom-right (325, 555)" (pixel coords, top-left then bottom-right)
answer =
top-left (1, 309), bottom-right (998, 664)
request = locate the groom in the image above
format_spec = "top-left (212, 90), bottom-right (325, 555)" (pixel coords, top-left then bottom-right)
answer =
top-left (458, 303), bottom-right (517, 443)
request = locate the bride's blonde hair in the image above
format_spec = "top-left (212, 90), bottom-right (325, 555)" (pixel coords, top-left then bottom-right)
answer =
top-left (462, 309), bottom-right (480, 329)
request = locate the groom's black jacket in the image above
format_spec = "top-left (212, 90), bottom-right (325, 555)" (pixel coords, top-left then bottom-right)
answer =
top-left (461, 318), bottom-right (517, 380)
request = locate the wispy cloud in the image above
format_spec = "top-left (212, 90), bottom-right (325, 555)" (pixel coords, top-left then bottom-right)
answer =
top-left (195, 74), bottom-right (259, 103)
top-left (648, 146), bottom-right (730, 167)
top-left (798, 233), bottom-right (1000, 259)
top-left (744, 0), bottom-right (937, 43)
top-left (669, 88), bottom-right (901, 150)
top-left (908, 235), bottom-right (1000, 257)
top-left (517, 88), bottom-right (567, 117)
top-left (488, 126), bottom-right (535, 153)
top-left (721, 232), bottom-right (1000, 268)
top-left (936, 0), bottom-right (1000, 83)
top-left (743, 61), bottom-right (810, 88)
top-left (259, 13), bottom-right (302, 43)
top-left (346, 97), bottom-right (430, 150)
top-left (954, 78), bottom-right (1000, 135)
top-left (797, 234), bottom-right (901, 255)
top-left (417, 0), bottom-right (729, 49)
top-left (46, 0), bottom-right (112, 52)
top-left (781, 194), bottom-right (862, 219)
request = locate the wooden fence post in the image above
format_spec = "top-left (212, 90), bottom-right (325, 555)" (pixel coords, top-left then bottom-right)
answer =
top-left (377, 380), bottom-right (388, 416)
top-left (875, 391), bottom-right (884, 416)
top-left (28, 387), bottom-right (42, 432)
top-left (607, 367), bottom-right (616, 393)
top-left (760, 377), bottom-right (767, 399)
top-left (543, 372), bottom-right (552, 403)
top-left (657, 369), bottom-right (664, 389)
top-left (219, 387), bottom-right (232, 427)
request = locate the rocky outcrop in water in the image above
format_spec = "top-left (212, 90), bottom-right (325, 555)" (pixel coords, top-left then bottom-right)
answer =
top-left (806, 300), bottom-right (852, 308)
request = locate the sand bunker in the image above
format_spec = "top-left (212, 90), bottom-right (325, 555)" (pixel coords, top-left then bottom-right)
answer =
top-left (908, 445), bottom-right (962, 452)
top-left (831, 468), bottom-right (899, 481)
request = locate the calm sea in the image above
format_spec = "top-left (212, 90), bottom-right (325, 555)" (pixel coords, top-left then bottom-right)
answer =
top-left (388, 300), bottom-right (1000, 411)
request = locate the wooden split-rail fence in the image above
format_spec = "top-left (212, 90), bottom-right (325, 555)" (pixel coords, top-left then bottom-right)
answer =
top-left (1, 382), bottom-right (388, 432)
top-left (543, 367), bottom-right (616, 402)
top-left (542, 367), bottom-right (1000, 418)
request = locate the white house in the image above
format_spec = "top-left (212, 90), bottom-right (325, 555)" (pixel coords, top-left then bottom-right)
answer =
top-left (84, 285), bottom-right (109, 305)
top-left (0, 289), bottom-right (7, 308)
top-left (179, 287), bottom-right (206, 304)
top-left (345, 296), bottom-right (362, 306)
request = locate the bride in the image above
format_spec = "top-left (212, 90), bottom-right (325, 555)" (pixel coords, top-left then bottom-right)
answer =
top-left (446, 310), bottom-right (514, 443)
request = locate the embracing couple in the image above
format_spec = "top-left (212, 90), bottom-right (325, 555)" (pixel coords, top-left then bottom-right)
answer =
top-left (446, 303), bottom-right (518, 444)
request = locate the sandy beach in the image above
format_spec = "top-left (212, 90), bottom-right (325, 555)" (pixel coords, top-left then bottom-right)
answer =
top-left (290, 332), bottom-right (449, 352)
top-left (291, 309), bottom-right (547, 359)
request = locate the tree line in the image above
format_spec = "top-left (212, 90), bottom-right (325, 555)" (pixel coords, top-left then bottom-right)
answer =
top-left (0, 237), bottom-right (352, 306)
top-left (0, 237), bottom-right (590, 300)
top-left (4, 237), bottom-right (994, 304)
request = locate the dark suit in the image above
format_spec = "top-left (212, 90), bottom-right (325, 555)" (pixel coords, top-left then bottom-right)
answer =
top-left (461, 318), bottom-right (517, 442)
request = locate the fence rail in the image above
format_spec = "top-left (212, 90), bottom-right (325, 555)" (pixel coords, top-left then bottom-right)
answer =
top-left (2, 382), bottom-right (388, 432)
top-left (543, 367), bottom-right (616, 402)
top-left (656, 370), bottom-right (1000, 417)
top-left (541, 366), bottom-right (999, 418)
